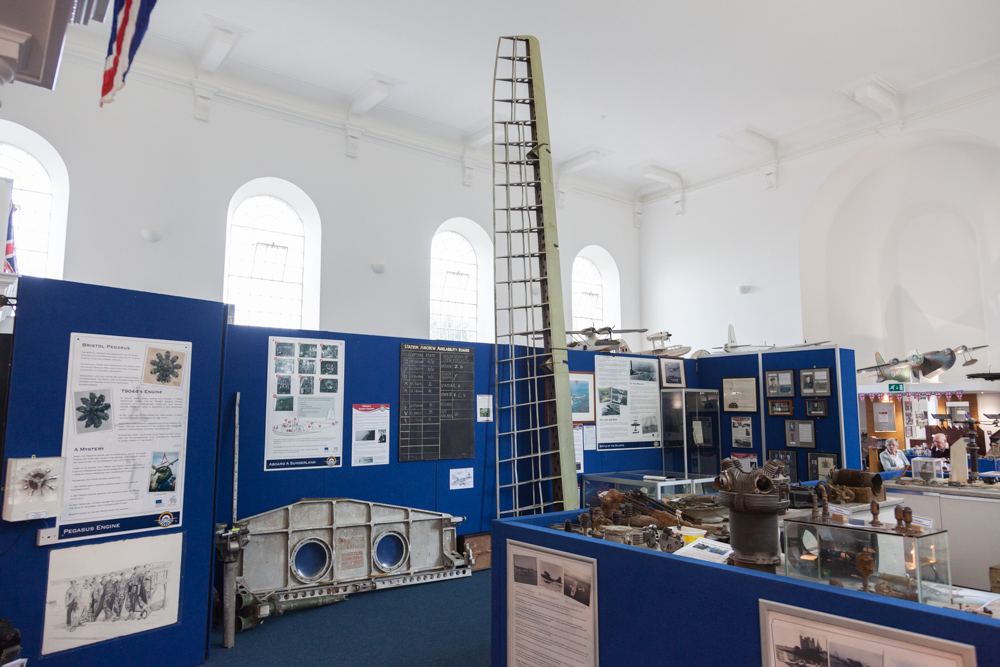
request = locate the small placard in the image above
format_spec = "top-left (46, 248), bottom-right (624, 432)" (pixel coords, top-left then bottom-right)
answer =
top-left (829, 504), bottom-right (852, 523)
top-left (912, 515), bottom-right (933, 530)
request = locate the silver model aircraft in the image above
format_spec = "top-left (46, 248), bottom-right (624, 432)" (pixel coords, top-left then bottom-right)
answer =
top-left (566, 326), bottom-right (647, 352)
top-left (857, 344), bottom-right (987, 382)
top-left (639, 331), bottom-right (691, 358)
top-left (716, 325), bottom-right (829, 353)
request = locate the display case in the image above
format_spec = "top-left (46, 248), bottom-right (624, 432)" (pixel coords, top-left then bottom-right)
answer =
top-left (580, 469), bottom-right (716, 508)
top-left (784, 517), bottom-right (951, 604)
top-left (911, 457), bottom-right (945, 483)
top-left (661, 389), bottom-right (721, 477)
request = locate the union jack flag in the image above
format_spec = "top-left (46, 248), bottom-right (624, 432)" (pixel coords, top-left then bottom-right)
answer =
top-left (101, 0), bottom-right (159, 105)
top-left (4, 203), bottom-right (16, 274)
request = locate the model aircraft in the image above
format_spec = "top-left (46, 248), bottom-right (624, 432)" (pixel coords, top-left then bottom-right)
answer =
top-left (715, 325), bottom-right (829, 353)
top-left (566, 326), bottom-right (647, 352)
top-left (857, 345), bottom-right (988, 382)
top-left (639, 331), bottom-right (691, 358)
top-left (967, 372), bottom-right (1000, 381)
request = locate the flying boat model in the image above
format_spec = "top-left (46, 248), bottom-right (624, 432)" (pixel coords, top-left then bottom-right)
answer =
top-left (967, 372), bottom-right (1000, 382)
top-left (857, 344), bottom-right (988, 383)
top-left (716, 325), bottom-right (829, 353)
top-left (639, 331), bottom-right (692, 358)
top-left (566, 326), bottom-right (647, 353)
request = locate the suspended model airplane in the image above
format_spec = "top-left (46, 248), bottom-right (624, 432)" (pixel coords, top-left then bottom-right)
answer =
top-left (639, 331), bottom-right (691, 358)
top-left (566, 326), bottom-right (647, 353)
top-left (716, 325), bottom-right (829, 353)
top-left (857, 345), bottom-right (988, 382)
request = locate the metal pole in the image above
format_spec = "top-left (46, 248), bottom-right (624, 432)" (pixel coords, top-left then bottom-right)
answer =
top-left (232, 392), bottom-right (240, 523)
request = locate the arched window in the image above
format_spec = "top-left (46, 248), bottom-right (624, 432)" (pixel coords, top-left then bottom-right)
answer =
top-left (430, 230), bottom-right (478, 342)
top-left (572, 256), bottom-right (604, 330)
top-left (0, 120), bottom-right (69, 279)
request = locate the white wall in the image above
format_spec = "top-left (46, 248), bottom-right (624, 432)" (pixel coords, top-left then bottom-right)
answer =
top-left (0, 55), bottom-right (638, 341)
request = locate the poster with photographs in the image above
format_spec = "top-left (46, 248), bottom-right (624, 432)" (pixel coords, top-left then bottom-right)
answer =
top-left (765, 370), bottom-right (795, 398)
top-left (570, 372), bottom-right (596, 422)
top-left (265, 337), bottom-right (345, 470)
top-left (58, 333), bottom-right (192, 543)
top-left (594, 355), bottom-right (661, 449)
top-left (723, 377), bottom-right (758, 412)
top-left (731, 416), bottom-right (753, 448)
top-left (659, 357), bottom-right (686, 388)
top-left (41, 533), bottom-right (183, 655)
top-left (351, 404), bottom-right (390, 467)
top-left (760, 599), bottom-right (976, 667)
top-left (768, 450), bottom-right (799, 483)
top-left (799, 367), bottom-right (832, 397)
top-left (507, 540), bottom-right (598, 667)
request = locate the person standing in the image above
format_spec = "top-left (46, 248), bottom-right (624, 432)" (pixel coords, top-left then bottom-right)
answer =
top-left (879, 439), bottom-right (908, 471)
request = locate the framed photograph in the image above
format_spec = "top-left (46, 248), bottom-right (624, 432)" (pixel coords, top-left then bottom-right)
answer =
top-left (764, 370), bottom-right (794, 398)
top-left (768, 400), bottom-right (793, 416)
top-left (760, 599), bottom-right (976, 667)
top-left (569, 372), bottom-right (596, 423)
top-left (872, 402), bottom-right (896, 432)
top-left (785, 419), bottom-right (816, 449)
top-left (658, 357), bottom-right (686, 388)
top-left (767, 450), bottom-right (798, 483)
top-left (804, 398), bottom-right (827, 418)
top-left (808, 452), bottom-right (839, 480)
top-left (799, 367), bottom-right (832, 397)
top-left (722, 377), bottom-right (758, 413)
top-left (731, 416), bottom-right (752, 449)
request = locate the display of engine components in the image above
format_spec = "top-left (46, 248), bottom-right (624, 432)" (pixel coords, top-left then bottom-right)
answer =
top-left (2, 456), bottom-right (65, 521)
top-left (0, 618), bottom-right (21, 666)
top-left (216, 498), bottom-right (474, 643)
top-left (714, 458), bottom-right (789, 573)
top-left (784, 516), bottom-right (951, 604)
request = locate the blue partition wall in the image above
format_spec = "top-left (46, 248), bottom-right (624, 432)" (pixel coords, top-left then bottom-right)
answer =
top-left (0, 277), bottom-right (226, 666)
top-left (492, 513), bottom-right (1000, 667)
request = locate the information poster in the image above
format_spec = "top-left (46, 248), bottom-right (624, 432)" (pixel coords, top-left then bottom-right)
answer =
top-left (731, 416), bottom-right (753, 449)
top-left (264, 336), bottom-right (345, 470)
top-left (351, 404), bottom-right (389, 467)
top-left (594, 356), bottom-right (660, 450)
top-left (507, 540), bottom-right (598, 667)
top-left (573, 425), bottom-right (585, 473)
top-left (398, 343), bottom-right (475, 461)
top-left (58, 333), bottom-right (192, 542)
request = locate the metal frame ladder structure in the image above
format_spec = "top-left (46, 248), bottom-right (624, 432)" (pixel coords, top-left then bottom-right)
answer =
top-left (493, 36), bottom-right (578, 518)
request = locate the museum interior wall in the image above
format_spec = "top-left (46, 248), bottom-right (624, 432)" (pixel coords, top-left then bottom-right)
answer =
top-left (0, 51), bottom-right (640, 343)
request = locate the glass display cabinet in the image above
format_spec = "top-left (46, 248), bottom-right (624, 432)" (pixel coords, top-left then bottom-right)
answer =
top-left (661, 389), bottom-right (721, 478)
top-left (580, 469), bottom-right (716, 508)
top-left (784, 517), bottom-right (951, 604)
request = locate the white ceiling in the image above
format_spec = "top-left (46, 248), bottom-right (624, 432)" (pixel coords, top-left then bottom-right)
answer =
top-left (67, 0), bottom-right (1000, 200)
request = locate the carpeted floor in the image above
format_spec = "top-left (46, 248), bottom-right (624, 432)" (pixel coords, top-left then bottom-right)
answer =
top-left (205, 570), bottom-right (491, 667)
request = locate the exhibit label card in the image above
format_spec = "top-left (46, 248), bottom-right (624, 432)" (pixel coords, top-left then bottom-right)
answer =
top-left (507, 540), bottom-right (598, 667)
top-left (351, 404), bottom-right (390, 466)
top-left (58, 333), bottom-right (192, 542)
top-left (594, 355), bottom-right (661, 450)
top-left (264, 337), bottom-right (345, 471)
top-left (573, 425), bottom-right (585, 473)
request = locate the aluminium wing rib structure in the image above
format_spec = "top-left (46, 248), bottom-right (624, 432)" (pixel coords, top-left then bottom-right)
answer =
top-left (493, 36), bottom-right (578, 517)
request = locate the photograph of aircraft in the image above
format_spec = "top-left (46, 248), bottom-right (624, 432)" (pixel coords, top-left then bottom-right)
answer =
top-left (566, 326), bottom-right (647, 352)
top-left (716, 325), bottom-right (829, 353)
top-left (857, 345), bottom-right (987, 382)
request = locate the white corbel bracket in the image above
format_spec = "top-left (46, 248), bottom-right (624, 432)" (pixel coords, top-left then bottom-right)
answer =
top-left (345, 124), bottom-right (364, 159)
top-left (759, 160), bottom-right (779, 191)
top-left (192, 81), bottom-right (218, 121)
top-left (632, 201), bottom-right (643, 228)
top-left (462, 157), bottom-right (475, 187)
top-left (671, 191), bottom-right (685, 216)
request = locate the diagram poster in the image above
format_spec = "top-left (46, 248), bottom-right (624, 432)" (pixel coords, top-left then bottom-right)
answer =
top-left (351, 404), bottom-right (390, 467)
top-left (58, 333), bottom-right (192, 542)
top-left (507, 540), bottom-right (598, 667)
top-left (594, 355), bottom-right (661, 450)
top-left (265, 336), bottom-right (345, 470)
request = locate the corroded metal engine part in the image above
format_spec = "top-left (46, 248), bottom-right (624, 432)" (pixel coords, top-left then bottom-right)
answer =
top-left (714, 458), bottom-right (789, 573)
top-left (829, 468), bottom-right (883, 495)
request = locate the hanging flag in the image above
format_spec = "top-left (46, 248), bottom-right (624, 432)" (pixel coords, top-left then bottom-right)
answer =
top-left (945, 392), bottom-right (953, 401)
top-left (101, 0), bottom-right (159, 105)
top-left (3, 203), bottom-right (16, 274)
top-left (956, 391), bottom-right (963, 400)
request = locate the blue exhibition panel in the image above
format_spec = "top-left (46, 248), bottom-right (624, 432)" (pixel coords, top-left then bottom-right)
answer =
top-left (214, 326), bottom-right (498, 535)
top-left (492, 512), bottom-right (1000, 667)
top-left (694, 352), bottom-right (763, 461)
top-left (0, 277), bottom-right (226, 667)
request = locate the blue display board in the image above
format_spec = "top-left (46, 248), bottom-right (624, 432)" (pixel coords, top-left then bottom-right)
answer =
top-left (0, 277), bottom-right (226, 667)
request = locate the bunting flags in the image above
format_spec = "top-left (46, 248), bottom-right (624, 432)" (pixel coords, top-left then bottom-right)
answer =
top-left (101, 0), bottom-right (159, 105)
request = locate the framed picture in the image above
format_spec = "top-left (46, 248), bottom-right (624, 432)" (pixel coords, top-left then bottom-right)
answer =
top-left (872, 401), bottom-right (896, 432)
top-left (804, 398), bottom-right (827, 417)
top-left (764, 370), bottom-right (794, 398)
top-left (569, 372), bottom-right (596, 423)
top-left (722, 377), bottom-right (758, 412)
top-left (760, 599), bottom-right (976, 667)
top-left (785, 419), bottom-right (816, 449)
top-left (658, 357), bottom-right (686, 388)
top-left (799, 367), bottom-right (832, 397)
top-left (767, 450), bottom-right (798, 483)
top-left (808, 452), bottom-right (839, 480)
top-left (768, 400), bottom-right (793, 416)
top-left (731, 416), bottom-right (752, 449)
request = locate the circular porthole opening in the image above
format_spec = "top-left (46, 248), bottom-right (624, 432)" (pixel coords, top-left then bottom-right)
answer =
top-left (373, 531), bottom-right (408, 572)
top-left (291, 539), bottom-right (331, 582)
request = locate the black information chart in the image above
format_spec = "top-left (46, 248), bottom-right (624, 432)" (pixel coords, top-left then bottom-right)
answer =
top-left (399, 343), bottom-right (476, 461)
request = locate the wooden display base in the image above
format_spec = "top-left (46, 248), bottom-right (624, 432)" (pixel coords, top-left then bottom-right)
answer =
top-left (461, 532), bottom-right (492, 570)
